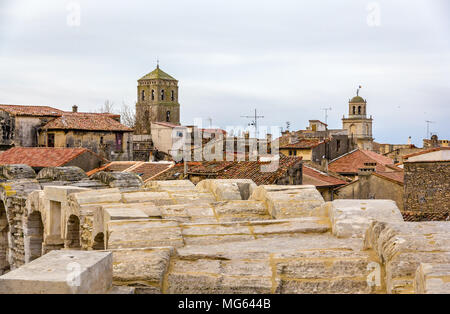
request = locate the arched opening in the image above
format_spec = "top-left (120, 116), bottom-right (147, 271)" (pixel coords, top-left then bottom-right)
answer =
top-left (151, 89), bottom-right (155, 100)
top-left (166, 110), bottom-right (171, 122)
top-left (65, 215), bottom-right (81, 249)
top-left (171, 90), bottom-right (175, 101)
top-left (352, 106), bottom-right (356, 114)
top-left (0, 202), bottom-right (10, 274)
top-left (358, 106), bottom-right (361, 114)
top-left (92, 233), bottom-right (105, 250)
top-left (161, 89), bottom-right (165, 101)
top-left (25, 211), bottom-right (44, 262)
top-left (141, 90), bottom-right (145, 101)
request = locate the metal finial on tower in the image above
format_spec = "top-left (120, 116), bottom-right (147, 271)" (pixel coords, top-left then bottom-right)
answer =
top-left (357, 85), bottom-right (362, 96)
top-left (156, 57), bottom-right (159, 69)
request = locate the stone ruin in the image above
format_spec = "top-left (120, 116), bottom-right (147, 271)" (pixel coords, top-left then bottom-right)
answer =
top-left (0, 165), bottom-right (449, 294)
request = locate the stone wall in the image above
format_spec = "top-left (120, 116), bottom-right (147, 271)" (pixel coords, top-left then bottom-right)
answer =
top-left (404, 161), bottom-right (449, 218)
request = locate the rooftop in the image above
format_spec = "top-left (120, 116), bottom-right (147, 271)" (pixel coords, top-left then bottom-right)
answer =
top-left (0, 104), bottom-right (64, 117)
top-left (41, 113), bottom-right (133, 132)
top-left (139, 66), bottom-right (177, 81)
top-left (302, 164), bottom-right (347, 187)
top-left (328, 149), bottom-right (395, 174)
top-left (0, 147), bottom-right (106, 168)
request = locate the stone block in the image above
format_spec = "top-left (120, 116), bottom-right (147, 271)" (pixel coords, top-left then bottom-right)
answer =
top-left (415, 263), bottom-right (450, 294)
top-left (111, 247), bottom-right (173, 294)
top-left (107, 219), bottom-right (183, 249)
top-left (0, 250), bottom-right (112, 294)
top-left (71, 188), bottom-right (122, 204)
top-left (329, 200), bottom-right (403, 238)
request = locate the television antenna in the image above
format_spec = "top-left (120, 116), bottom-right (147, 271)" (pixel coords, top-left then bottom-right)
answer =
top-left (241, 109), bottom-right (264, 138)
top-left (321, 107), bottom-right (332, 126)
top-left (425, 120), bottom-right (435, 139)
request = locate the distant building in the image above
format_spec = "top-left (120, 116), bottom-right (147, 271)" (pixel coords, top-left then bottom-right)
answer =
top-left (342, 92), bottom-right (374, 150)
top-left (134, 65), bottom-right (180, 135)
top-left (38, 112), bottom-right (133, 161)
top-left (328, 149), bottom-right (398, 179)
top-left (403, 147), bottom-right (450, 221)
top-left (423, 134), bottom-right (449, 149)
top-left (0, 104), bottom-right (64, 150)
top-left (333, 166), bottom-right (404, 211)
top-left (0, 147), bottom-right (106, 172)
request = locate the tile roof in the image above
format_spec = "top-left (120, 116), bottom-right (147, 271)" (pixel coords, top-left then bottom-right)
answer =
top-left (278, 136), bottom-right (324, 149)
top-left (41, 113), bottom-right (133, 132)
top-left (151, 155), bottom-right (303, 185)
top-left (139, 66), bottom-right (177, 81)
top-left (302, 165), bottom-right (347, 187)
top-left (403, 147), bottom-right (450, 160)
top-left (0, 147), bottom-right (103, 168)
top-left (128, 162), bottom-right (173, 181)
top-left (0, 104), bottom-right (64, 116)
top-left (328, 149), bottom-right (394, 174)
top-left (372, 171), bottom-right (404, 185)
top-left (151, 121), bottom-right (182, 128)
top-left (86, 161), bottom-right (173, 182)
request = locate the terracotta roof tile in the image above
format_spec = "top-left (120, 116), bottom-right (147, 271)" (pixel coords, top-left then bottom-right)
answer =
top-left (129, 162), bottom-right (173, 181)
top-left (0, 147), bottom-right (100, 168)
top-left (403, 147), bottom-right (450, 160)
top-left (151, 155), bottom-right (302, 185)
top-left (302, 165), bottom-right (347, 187)
top-left (372, 171), bottom-right (404, 185)
top-left (328, 149), bottom-right (394, 174)
top-left (278, 136), bottom-right (324, 149)
top-left (42, 113), bottom-right (133, 132)
top-left (0, 104), bottom-right (64, 116)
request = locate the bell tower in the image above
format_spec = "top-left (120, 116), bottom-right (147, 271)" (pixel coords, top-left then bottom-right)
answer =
top-left (342, 86), bottom-right (374, 150)
top-left (135, 64), bottom-right (180, 134)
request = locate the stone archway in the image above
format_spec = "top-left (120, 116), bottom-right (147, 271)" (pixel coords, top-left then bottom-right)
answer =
top-left (0, 201), bottom-right (9, 274)
top-left (92, 233), bottom-right (105, 250)
top-left (65, 215), bottom-right (81, 249)
top-left (24, 211), bottom-right (44, 262)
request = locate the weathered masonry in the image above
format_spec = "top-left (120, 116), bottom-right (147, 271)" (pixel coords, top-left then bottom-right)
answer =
top-left (0, 165), bottom-right (449, 294)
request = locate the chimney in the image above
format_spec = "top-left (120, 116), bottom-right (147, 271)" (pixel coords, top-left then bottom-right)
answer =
top-left (407, 136), bottom-right (411, 145)
top-left (72, 105), bottom-right (78, 113)
top-left (358, 162), bottom-right (376, 177)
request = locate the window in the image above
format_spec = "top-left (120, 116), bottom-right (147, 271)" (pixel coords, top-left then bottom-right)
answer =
top-left (336, 139), bottom-right (341, 152)
top-left (161, 89), bottom-right (165, 100)
top-left (166, 111), bottom-right (171, 122)
top-left (151, 89), bottom-right (155, 100)
top-left (115, 133), bottom-right (123, 151)
top-left (358, 106), bottom-right (361, 114)
top-left (141, 90), bottom-right (145, 101)
top-left (47, 133), bottom-right (55, 147)
top-left (352, 106), bottom-right (356, 114)
top-left (100, 136), bottom-right (104, 145)
top-left (171, 90), bottom-right (175, 101)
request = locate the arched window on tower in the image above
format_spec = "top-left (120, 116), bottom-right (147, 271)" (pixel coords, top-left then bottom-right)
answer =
top-left (161, 89), bottom-right (165, 101)
top-left (352, 106), bottom-right (356, 115)
top-left (358, 106), bottom-right (361, 115)
top-left (166, 111), bottom-right (171, 122)
top-left (151, 89), bottom-right (155, 100)
top-left (171, 90), bottom-right (175, 101)
top-left (141, 90), bottom-right (145, 101)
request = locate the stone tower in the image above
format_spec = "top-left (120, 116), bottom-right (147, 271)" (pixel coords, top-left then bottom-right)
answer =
top-left (342, 91), bottom-right (374, 150)
top-left (135, 65), bottom-right (180, 134)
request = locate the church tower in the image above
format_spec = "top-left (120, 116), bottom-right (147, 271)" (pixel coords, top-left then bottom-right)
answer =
top-left (342, 87), bottom-right (374, 150)
top-left (135, 64), bottom-right (180, 134)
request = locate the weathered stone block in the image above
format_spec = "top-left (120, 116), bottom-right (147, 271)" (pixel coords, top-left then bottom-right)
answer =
top-left (0, 250), bottom-right (112, 294)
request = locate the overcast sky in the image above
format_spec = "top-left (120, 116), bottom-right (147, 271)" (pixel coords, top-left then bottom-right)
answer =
top-left (0, 0), bottom-right (449, 145)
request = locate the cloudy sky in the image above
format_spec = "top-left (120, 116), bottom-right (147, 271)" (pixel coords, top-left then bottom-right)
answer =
top-left (0, 0), bottom-right (449, 145)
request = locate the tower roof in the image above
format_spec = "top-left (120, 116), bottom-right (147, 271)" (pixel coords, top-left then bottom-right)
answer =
top-left (349, 96), bottom-right (365, 103)
top-left (139, 66), bottom-right (177, 81)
